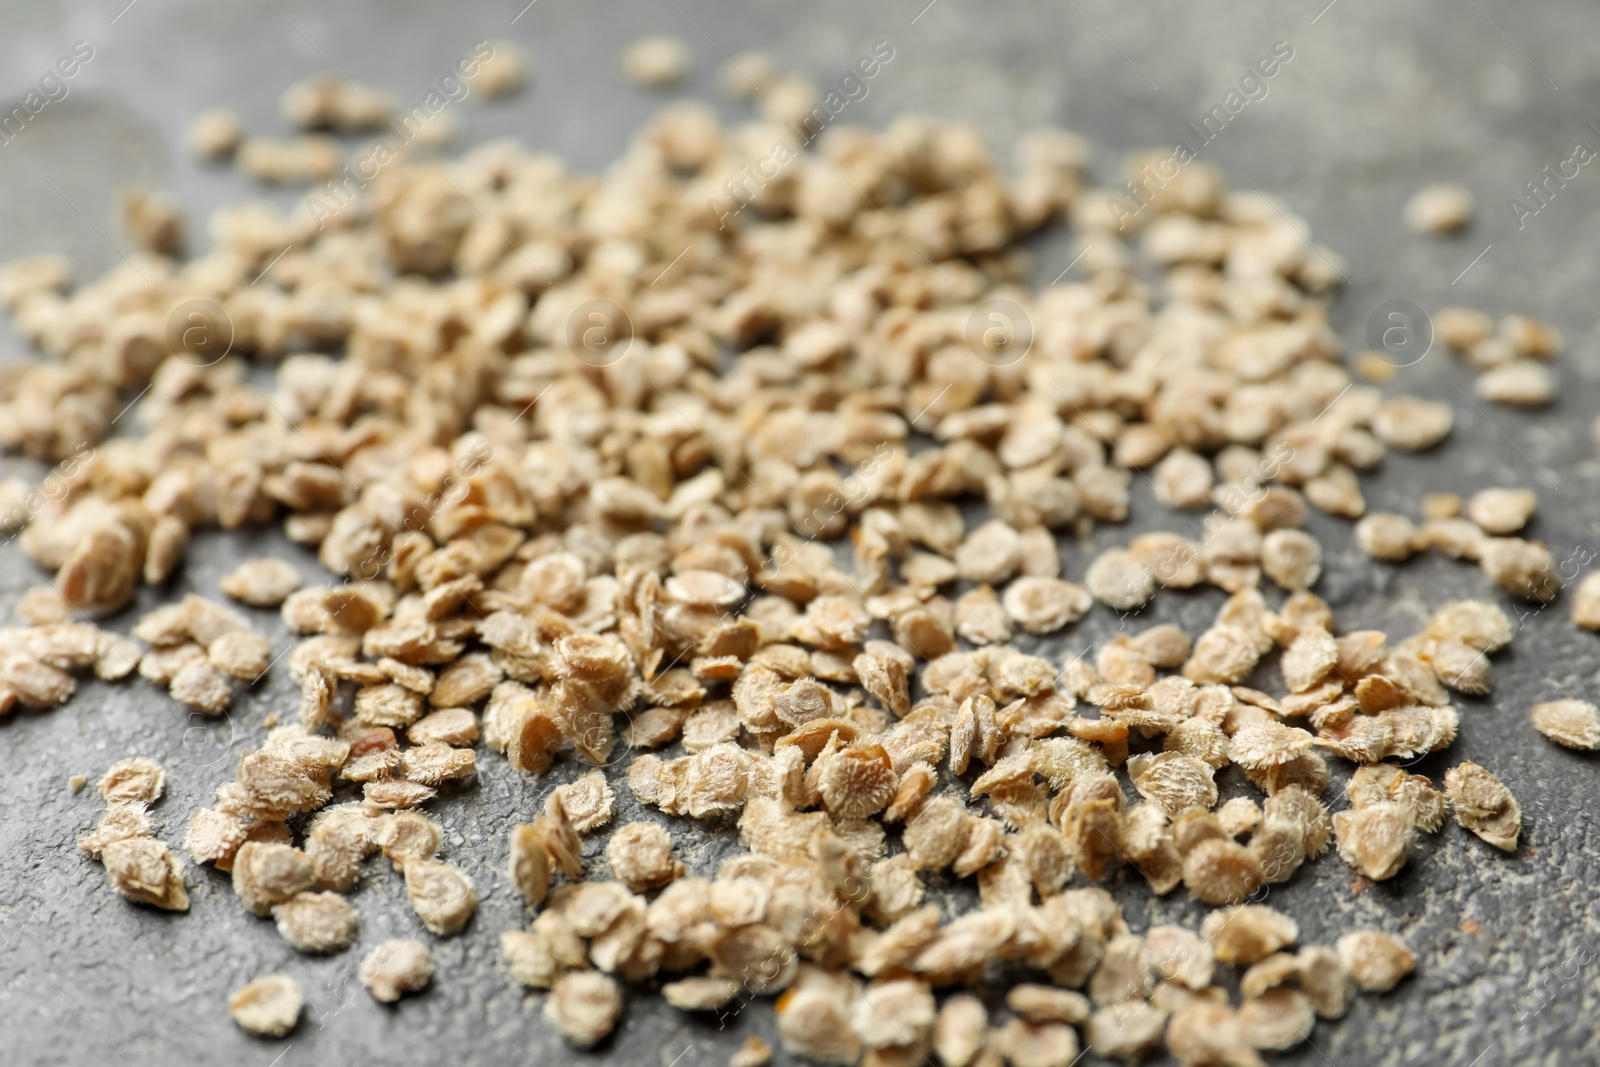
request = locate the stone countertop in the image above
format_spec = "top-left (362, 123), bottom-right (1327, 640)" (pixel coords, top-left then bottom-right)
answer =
top-left (2, 2), bottom-right (1599, 1065)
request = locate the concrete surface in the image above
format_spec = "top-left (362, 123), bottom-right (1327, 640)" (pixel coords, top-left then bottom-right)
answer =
top-left (2, 1), bottom-right (1600, 1065)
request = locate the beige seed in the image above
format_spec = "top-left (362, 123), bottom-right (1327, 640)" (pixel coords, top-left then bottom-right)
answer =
top-left (1127, 752), bottom-right (1217, 817)
top-left (1145, 925), bottom-right (1214, 989)
top-left (621, 35), bottom-right (692, 89)
top-left (1002, 576), bottom-right (1091, 634)
top-left (956, 519), bottom-right (1023, 585)
top-left (1201, 905), bottom-right (1298, 965)
top-left (103, 836), bottom-right (190, 911)
top-left (188, 107), bottom-right (242, 162)
top-left (546, 970), bottom-right (623, 1048)
top-left (1296, 945), bottom-right (1351, 1019)
top-left (1084, 548), bottom-right (1155, 612)
top-left (232, 842), bottom-right (313, 915)
top-left (403, 858), bottom-right (478, 935)
top-left (1499, 313), bottom-right (1562, 357)
top-left (227, 975), bottom-right (301, 1037)
top-left (1427, 599), bottom-right (1513, 651)
top-left (1530, 698), bottom-right (1600, 750)
top-left (468, 41), bottom-right (528, 100)
top-left (1429, 638), bottom-right (1491, 695)
top-left (853, 978), bottom-right (935, 1047)
top-left (662, 975), bottom-right (741, 1012)
top-left (550, 771), bottom-right (617, 833)
top-left (998, 1018), bottom-right (1079, 1067)
top-left (1436, 307), bottom-right (1493, 351)
top-left (606, 822), bottom-right (682, 891)
top-left (1333, 802), bottom-right (1416, 880)
top-left (98, 757), bottom-right (165, 806)
top-left (272, 890), bottom-right (360, 954)
top-left (1354, 513), bottom-right (1418, 562)
top-left (817, 742), bottom-right (897, 819)
top-left (1466, 487), bottom-right (1536, 535)
top-left (932, 993), bottom-right (987, 1067)
top-left (1260, 529), bottom-right (1321, 591)
top-left (1478, 537), bottom-right (1558, 601)
top-left (1444, 761), bottom-right (1521, 851)
top-left (1476, 360), bottom-right (1554, 407)
top-left (375, 811), bottom-right (440, 872)
top-left (1165, 1004), bottom-right (1263, 1067)
top-left (169, 659), bottom-right (234, 714)
top-left (220, 558), bottom-right (302, 607)
top-left (1403, 183), bottom-right (1475, 233)
top-left (1371, 397), bottom-right (1453, 451)
top-left (1336, 931), bottom-right (1414, 992)
top-left (208, 630), bottom-right (271, 681)
top-left (1181, 838), bottom-right (1264, 906)
top-left (1153, 448), bottom-right (1214, 509)
top-left (1346, 765), bottom-right (1447, 834)
top-left (1570, 572), bottom-right (1600, 629)
top-left (1086, 999), bottom-right (1167, 1060)
top-left (776, 968), bottom-right (859, 1064)
top-left (1130, 532), bottom-right (1205, 589)
top-left (1006, 984), bottom-right (1090, 1025)
top-left (729, 1036), bottom-right (773, 1067)
top-left (1238, 987), bottom-right (1314, 1051)
top-left (360, 939), bottom-right (434, 1002)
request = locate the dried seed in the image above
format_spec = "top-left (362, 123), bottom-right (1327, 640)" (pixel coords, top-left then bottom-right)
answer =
top-left (360, 939), bottom-right (434, 1002)
top-left (1085, 548), bottom-right (1155, 612)
top-left (233, 842), bottom-right (315, 915)
top-left (228, 975), bottom-right (302, 1037)
top-left (621, 35), bottom-right (692, 89)
top-left (1372, 397), bottom-right (1453, 451)
top-left (403, 858), bottom-right (478, 935)
top-left (1477, 361), bottom-right (1554, 407)
top-left (1086, 999), bottom-right (1168, 1060)
top-left (1466, 488), bottom-right (1536, 535)
top-left (98, 757), bottom-right (165, 805)
top-left (1333, 802), bottom-right (1415, 880)
top-left (1530, 698), bottom-right (1600, 750)
top-left (730, 1037), bottom-right (773, 1067)
top-left (997, 1018), bottom-right (1079, 1067)
top-left (1145, 925), bottom-right (1214, 989)
top-left (1571, 573), bottom-right (1600, 630)
top-left (853, 978), bottom-right (936, 1048)
top-left (1403, 183), bottom-right (1474, 232)
top-left (606, 822), bottom-right (682, 892)
top-left (549, 771), bottom-right (617, 833)
top-left (547, 970), bottom-right (624, 1048)
top-left (817, 742), bottom-right (897, 819)
top-left (1200, 905), bottom-right (1298, 965)
top-left (1238, 987), bottom-right (1314, 1051)
top-left (932, 993), bottom-right (987, 1067)
top-left (220, 558), bottom-right (302, 607)
top-left (1444, 761), bottom-right (1521, 851)
top-left (103, 836), bottom-right (190, 911)
top-left (208, 630), bottom-right (271, 681)
top-left (188, 107), bottom-right (243, 162)
top-left (1260, 529), bottom-right (1322, 591)
top-left (1354, 513), bottom-right (1417, 562)
top-left (1165, 1004), bottom-right (1263, 1067)
top-left (1336, 931), bottom-right (1414, 992)
top-left (1002, 577), bottom-right (1091, 634)
top-left (272, 890), bottom-right (360, 954)
top-left (1478, 537), bottom-right (1558, 601)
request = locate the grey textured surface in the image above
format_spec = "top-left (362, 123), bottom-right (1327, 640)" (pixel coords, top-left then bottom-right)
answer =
top-left (3, 1), bottom-right (1600, 1065)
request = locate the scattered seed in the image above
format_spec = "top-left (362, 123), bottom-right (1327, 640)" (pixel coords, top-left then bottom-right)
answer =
top-left (228, 975), bottom-right (302, 1037)
top-left (360, 939), bottom-right (434, 1002)
top-left (1404, 183), bottom-right (1475, 233)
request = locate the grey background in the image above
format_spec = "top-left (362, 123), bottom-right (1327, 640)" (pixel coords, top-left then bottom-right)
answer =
top-left (2, 1), bottom-right (1600, 1065)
